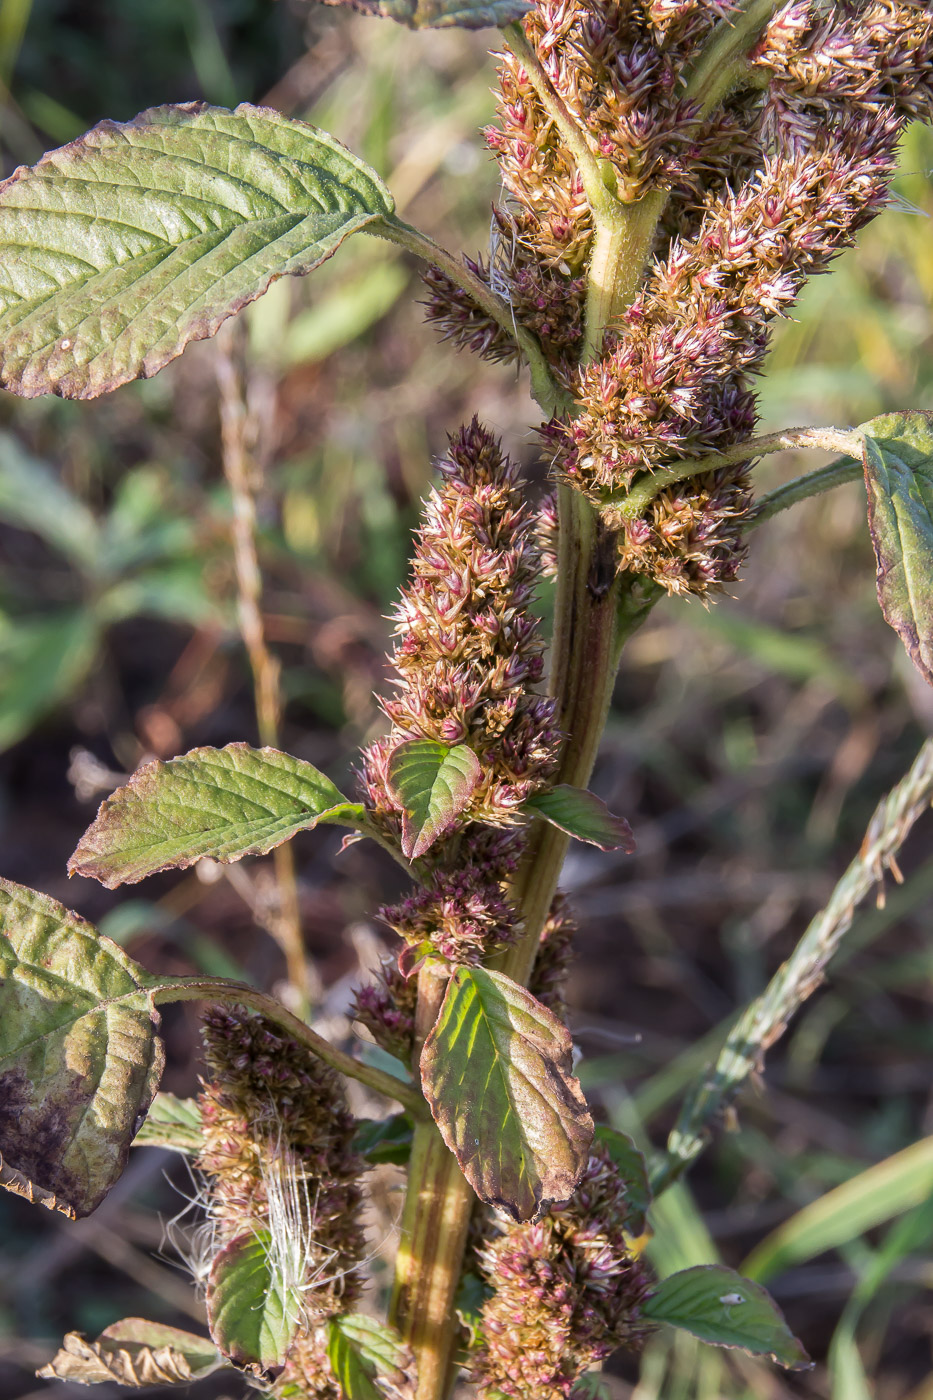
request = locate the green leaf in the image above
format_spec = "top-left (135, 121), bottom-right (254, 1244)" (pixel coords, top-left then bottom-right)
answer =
top-left (421, 966), bottom-right (593, 1222)
top-left (0, 102), bottom-right (394, 399)
top-left (326, 1314), bottom-right (414, 1400)
top-left (386, 739), bottom-right (481, 859)
top-left (324, 0), bottom-right (530, 29)
top-left (0, 608), bottom-right (99, 752)
top-left (38, 1319), bottom-right (224, 1387)
top-left (206, 1229), bottom-right (298, 1371)
top-left (0, 878), bottom-right (163, 1218)
top-left (593, 1125), bottom-right (651, 1234)
top-left (69, 742), bottom-right (366, 888)
top-left (522, 784), bottom-right (635, 852)
top-left (742, 1135), bottom-right (933, 1284)
top-left (0, 432), bottom-right (99, 568)
top-left (352, 1113), bottom-right (413, 1165)
top-left (643, 1265), bottom-right (810, 1370)
top-left (134, 1092), bottom-right (203, 1154)
top-left (860, 410), bottom-right (933, 685)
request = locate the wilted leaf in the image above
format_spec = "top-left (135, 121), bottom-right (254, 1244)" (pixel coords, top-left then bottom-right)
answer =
top-left (593, 1125), bottom-right (651, 1234)
top-left (0, 102), bottom-right (394, 399)
top-left (386, 739), bottom-right (481, 859)
top-left (643, 1265), bottom-right (811, 1370)
top-left (327, 1314), bottom-right (415, 1400)
top-left (0, 879), bottom-right (163, 1218)
top-left (134, 1092), bottom-right (203, 1154)
top-left (523, 785), bottom-right (635, 852)
top-left (38, 1320), bottom-right (224, 1387)
top-left (352, 1113), bottom-right (413, 1165)
top-left (207, 1229), bottom-right (298, 1371)
top-left (69, 742), bottom-right (365, 888)
top-left (861, 410), bottom-right (933, 685)
top-left (421, 966), bottom-right (593, 1222)
top-left (324, 0), bottom-right (529, 28)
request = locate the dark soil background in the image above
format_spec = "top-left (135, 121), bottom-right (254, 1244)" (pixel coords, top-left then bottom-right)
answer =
top-left (1, 4), bottom-right (932, 1398)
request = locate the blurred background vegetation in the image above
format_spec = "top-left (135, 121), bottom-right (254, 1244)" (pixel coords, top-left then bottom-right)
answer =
top-left (0, 3), bottom-right (932, 1398)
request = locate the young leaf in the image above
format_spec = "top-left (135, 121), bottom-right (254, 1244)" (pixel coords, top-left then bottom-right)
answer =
top-left (643, 1264), bottom-right (811, 1370)
top-left (133, 1092), bottom-right (203, 1155)
top-left (860, 410), bottom-right (933, 685)
top-left (326, 1315), bottom-right (415, 1400)
top-left (325, 0), bottom-right (530, 29)
top-left (0, 878), bottom-right (163, 1218)
top-left (420, 966), bottom-right (593, 1222)
top-left (207, 1229), bottom-right (298, 1371)
top-left (522, 784), bottom-right (635, 852)
top-left (38, 1320), bottom-right (224, 1387)
top-left (593, 1125), bottom-right (651, 1234)
top-left (69, 742), bottom-right (366, 888)
top-left (0, 102), bottom-right (394, 399)
top-left (386, 739), bottom-right (481, 859)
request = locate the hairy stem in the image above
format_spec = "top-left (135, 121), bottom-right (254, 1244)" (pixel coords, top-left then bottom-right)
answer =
top-left (216, 328), bottom-right (310, 1012)
top-left (747, 454), bottom-right (863, 528)
top-left (609, 427), bottom-right (863, 519)
top-left (149, 978), bottom-right (428, 1117)
top-left (655, 738), bottom-right (933, 1192)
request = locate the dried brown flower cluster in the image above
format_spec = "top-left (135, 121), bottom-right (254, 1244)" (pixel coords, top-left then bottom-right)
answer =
top-left (194, 1008), bottom-right (364, 1398)
top-left (426, 0), bottom-right (933, 597)
top-left (473, 1146), bottom-right (652, 1399)
top-left (360, 417), bottom-right (561, 963)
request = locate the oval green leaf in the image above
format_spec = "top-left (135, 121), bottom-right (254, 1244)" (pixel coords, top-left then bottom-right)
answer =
top-left (386, 739), bottom-right (481, 859)
top-left (38, 1320), bottom-right (224, 1387)
top-left (324, 0), bottom-right (530, 28)
top-left (643, 1264), bottom-right (811, 1370)
top-left (326, 1314), bottom-right (415, 1400)
top-left (0, 102), bottom-right (394, 399)
top-left (69, 742), bottom-right (365, 888)
top-left (0, 878), bottom-right (163, 1218)
top-left (522, 784), bottom-right (635, 852)
top-left (207, 1229), bottom-right (298, 1371)
top-left (861, 410), bottom-right (933, 686)
top-left (420, 966), bottom-right (593, 1222)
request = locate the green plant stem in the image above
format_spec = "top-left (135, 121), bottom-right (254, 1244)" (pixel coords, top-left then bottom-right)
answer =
top-left (747, 455), bottom-right (862, 529)
top-left (609, 428), bottom-right (862, 519)
top-left (148, 978), bottom-right (428, 1118)
top-left (502, 22), bottom-right (617, 219)
top-left (655, 737), bottom-right (933, 1193)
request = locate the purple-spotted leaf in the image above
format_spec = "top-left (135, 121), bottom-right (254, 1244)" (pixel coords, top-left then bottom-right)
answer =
top-left (0, 102), bottom-right (393, 399)
top-left (326, 1314), bottom-right (415, 1400)
top-left (324, 0), bottom-right (530, 28)
top-left (861, 411), bottom-right (933, 686)
top-left (69, 743), bottom-right (365, 888)
top-left (0, 878), bottom-right (163, 1218)
top-left (38, 1320), bottom-right (224, 1387)
top-left (644, 1265), bottom-right (811, 1370)
top-left (133, 1092), bottom-right (203, 1155)
top-left (523, 784), bottom-right (635, 852)
top-left (593, 1126), bottom-right (651, 1234)
top-left (386, 740), bottom-right (481, 859)
top-left (207, 1229), bottom-right (298, 1372)
top-left (421, 966), bottom-right (593, 1222)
